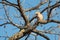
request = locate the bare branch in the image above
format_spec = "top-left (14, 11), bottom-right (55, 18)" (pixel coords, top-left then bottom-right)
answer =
top-left (33, 29), bottom-right (60, 37)
top-left (29, 2), bottom-right (60, 25)
top-left (1, 0), bottom-right (60, 40)
top-left (0, 1), bottom-right (18, 8)
top-left (25, 34), bottom-right (30, 40)
top-left (17, 0), bottom-right (29, 25)
top-left (8, 26), bottom-right (35, 40)
top-left (47, 2), bottom-right (60, 21)
top-left (34, 20), bottom-right (60, 24)
top-left (25, 0), bottom-right (48, 12)
top-left (33, 29), bottom-right (50, 40)
top-left (9, 29), bottom-right (28, 40)
top-left (8, 19), bottom-right (60, 40)
top-left (29, 16), bottom-right (36, 23)
top-left (3, 5), bottom-right (12, 22)
top-left (41, 1), bottom-right (60, 13)
top-left (3, 5), bottom-right (23, 29)
top-left (0, 22), bottom-right (10, 26)
top-left (0, 21), bottom-right (26, 29)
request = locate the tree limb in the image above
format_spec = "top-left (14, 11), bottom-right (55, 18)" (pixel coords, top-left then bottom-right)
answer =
top-left (3, 5), bottom-right (22, 28)
top-left (17, 0), bottom-right (29, 25)
top-left (25, 0), bottom-right (48, 12)
top-left (41, 1), bottom-right (60, 13)
top-left (0, 22), bottom-right (10, 26)
top-left (30, 1), bottom-right (60, 24)
top-left (32, 29), bottom-right (50, 40)
top-left (0, 1), bottom-right (18, 8)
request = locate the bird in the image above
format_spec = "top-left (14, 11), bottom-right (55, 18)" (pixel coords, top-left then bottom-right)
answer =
top-left (35, 12), bottom-right (43, 22)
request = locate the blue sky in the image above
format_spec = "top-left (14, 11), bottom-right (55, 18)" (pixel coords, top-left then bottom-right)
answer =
top-left (0, 0), bottom-right (60, 40)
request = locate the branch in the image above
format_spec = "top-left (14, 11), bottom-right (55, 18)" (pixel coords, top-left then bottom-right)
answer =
top-left (8, 26), bottom-right (36, 40)
top-left (5, 0), bottom-right (17, 6)
top-left (3, 5), bottom-right (23, 29)
top-left (33, 29), bottom-right (60, 36)
top-left (17, 0), bottom-right (29, 25)
top-left (0, 22), bottom-right (10, 26)
top-left (34, 20), bottom-right (60, 24)
top-left (9, 28), bottom-right (32, 40)
top-left (3, 5), bottom-right (12, 22)
top-left (33, 29), bottom-right (60, 40)
top-left (47, 2), bottom-right (60, 21)
top-left (49, 20), bottom-right (60, 23)
top-left (30, 20), bottom-right (60, 32)
top-left (32, 29), bottom-right (50, 40)
top-left (25, 0), bottom-right (48, 12)
top-left (9, 29), bottom-right (26, 40)
top-left (25, 34), bottom-right (30, 40)
top-left (0, 21), bottom-right (26, 29)
top-left (30, 1), bottom-right (60, 24)
top-left (29, 16), bottom-right (36, 22)
top-left (0, 1), bottom-right (18, 8)
top-left (41, 1), bottom-right (60, 13)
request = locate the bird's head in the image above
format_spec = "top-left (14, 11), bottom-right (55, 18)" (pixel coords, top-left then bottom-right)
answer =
top-left (35, 12), bottom-right (41, 15)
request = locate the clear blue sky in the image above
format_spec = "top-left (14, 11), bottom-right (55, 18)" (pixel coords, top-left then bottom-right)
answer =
top-left (0, 0), bottom-right (60, 40)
